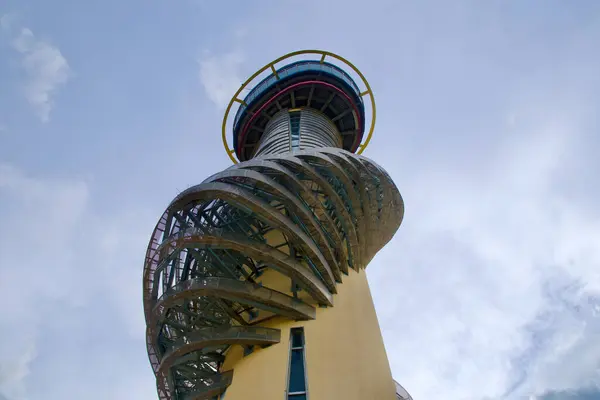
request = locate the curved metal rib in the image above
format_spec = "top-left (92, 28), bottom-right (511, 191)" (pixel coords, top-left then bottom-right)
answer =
top-left (235, 159), bottom-right (346, 269)
top-left (159, 326), bottom-right (280, 374)
top-left (152, 277), bottom-right (316, 324)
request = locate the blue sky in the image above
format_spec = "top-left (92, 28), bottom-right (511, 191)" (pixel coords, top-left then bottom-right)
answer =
top-left (1, 1), bottom-right (599, 399)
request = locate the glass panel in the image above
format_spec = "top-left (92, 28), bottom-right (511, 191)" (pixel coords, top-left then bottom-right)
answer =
top-left (291, 329), bottom-right (304, 348)
top-left (289, 395), bottom-right (306, 400)
top-left (290, 111), bottom-right (301, 151)
top-left (289, 349), bottom-right (306, 392)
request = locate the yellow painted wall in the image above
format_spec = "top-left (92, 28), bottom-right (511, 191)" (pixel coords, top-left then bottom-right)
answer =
top-left (221, 267), bottom-right (396, 400)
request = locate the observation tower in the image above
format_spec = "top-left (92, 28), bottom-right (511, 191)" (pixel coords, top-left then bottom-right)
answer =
top-left (143, 50), bottom-right (409, 400)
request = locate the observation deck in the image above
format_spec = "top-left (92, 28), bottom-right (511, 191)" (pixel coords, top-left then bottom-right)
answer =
top-left (232, 60), bottom-right (366, 161)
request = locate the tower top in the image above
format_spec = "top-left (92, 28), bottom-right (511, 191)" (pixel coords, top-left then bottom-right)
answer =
top-left (221, 50), bottom-right (376, 163)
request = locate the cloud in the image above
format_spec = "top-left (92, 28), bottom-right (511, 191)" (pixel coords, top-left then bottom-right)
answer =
top-left (0, 164), bottom-right (155, 399)
top-left (539, 387), bottom-right (600, 400)
top-left (198, 49), bottom-right (244, 108)
top-left (0, 164), bottom-right (89, 399)
top-left (1, 18), bottom-right (70, 123)
top-left (0, 342), bottom-right (36, 392)
top-left (505, 277), bottom-right (600, 398)
top-left (0, 13), bottom-right (16, 31)
top-left (370, 80), bottom-right (600, 399)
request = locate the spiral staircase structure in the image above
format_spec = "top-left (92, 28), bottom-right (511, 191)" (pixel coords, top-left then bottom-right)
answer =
top-left (143, 51), bottom-right (405, 400)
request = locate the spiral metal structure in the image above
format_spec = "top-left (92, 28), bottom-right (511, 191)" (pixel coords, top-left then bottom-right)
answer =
top-left (395, 380), bottom-right (414, 400)
top-left (143, 51), bottom-right (404, 400)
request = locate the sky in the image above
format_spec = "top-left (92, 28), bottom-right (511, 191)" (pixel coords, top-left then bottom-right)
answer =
top-left (0, 1), bottom-right (599, 399)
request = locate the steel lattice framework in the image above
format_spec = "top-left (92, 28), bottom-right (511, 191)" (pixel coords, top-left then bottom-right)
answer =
top-left (143, 50), bottom-right (405, 400)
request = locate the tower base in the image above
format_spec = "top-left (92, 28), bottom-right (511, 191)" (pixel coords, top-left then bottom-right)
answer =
top-left (221, 268), bottom-right (397, 400)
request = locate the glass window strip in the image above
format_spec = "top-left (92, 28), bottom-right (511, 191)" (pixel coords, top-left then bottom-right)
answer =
top-left (287, 327), bottom-right (308, 399)
top-left (289, 110), bottom-right (301, 152)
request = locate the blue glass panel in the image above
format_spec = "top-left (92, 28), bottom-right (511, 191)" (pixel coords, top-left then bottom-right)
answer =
top-left (291, 329), bottom-right (304, 348)
top-left (289, 349), bottom-right (306, 392)
top-left (290, 111), bottom-right (301, 150)
top-left (289, 394), bottom-right (306, 400)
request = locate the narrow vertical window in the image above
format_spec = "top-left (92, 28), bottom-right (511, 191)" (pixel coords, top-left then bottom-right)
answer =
top-left (287, 327), bottom-right (307, 399)
top-left (289, 110), bottom-right (301, 151)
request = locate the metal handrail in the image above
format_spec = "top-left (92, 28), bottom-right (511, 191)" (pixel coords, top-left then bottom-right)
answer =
top-left (161, 326), bottom-right (280, 355)
top-left (152, 275), bottom-right (316, 321)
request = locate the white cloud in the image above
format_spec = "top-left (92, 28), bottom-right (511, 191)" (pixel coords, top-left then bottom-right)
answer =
top-left (0, 341), bottom-right (36, 399)
top-left (1, 19), bottom-right (70, 123)
top-left (198, 49), bottom-right (244, 108)
top-left (0, 13), bottom-right (16, 31)
top-left (519, 290), bottom-right (600, 397)
top-left (0, 164), bottom-right (88, 399)
top-left (0, 165), bottom-right (155, 399)
top-left (370, 89), bottom-right (600, 399)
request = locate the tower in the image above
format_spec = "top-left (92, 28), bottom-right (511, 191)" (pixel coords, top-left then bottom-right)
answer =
top-left (143, 50), bottom-right (408, 400)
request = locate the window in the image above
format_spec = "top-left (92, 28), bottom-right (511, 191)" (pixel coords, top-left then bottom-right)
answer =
top-left (289, 111), bottom-right (301, 151)
top-left (287, 328), bottom-right (308, 399)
